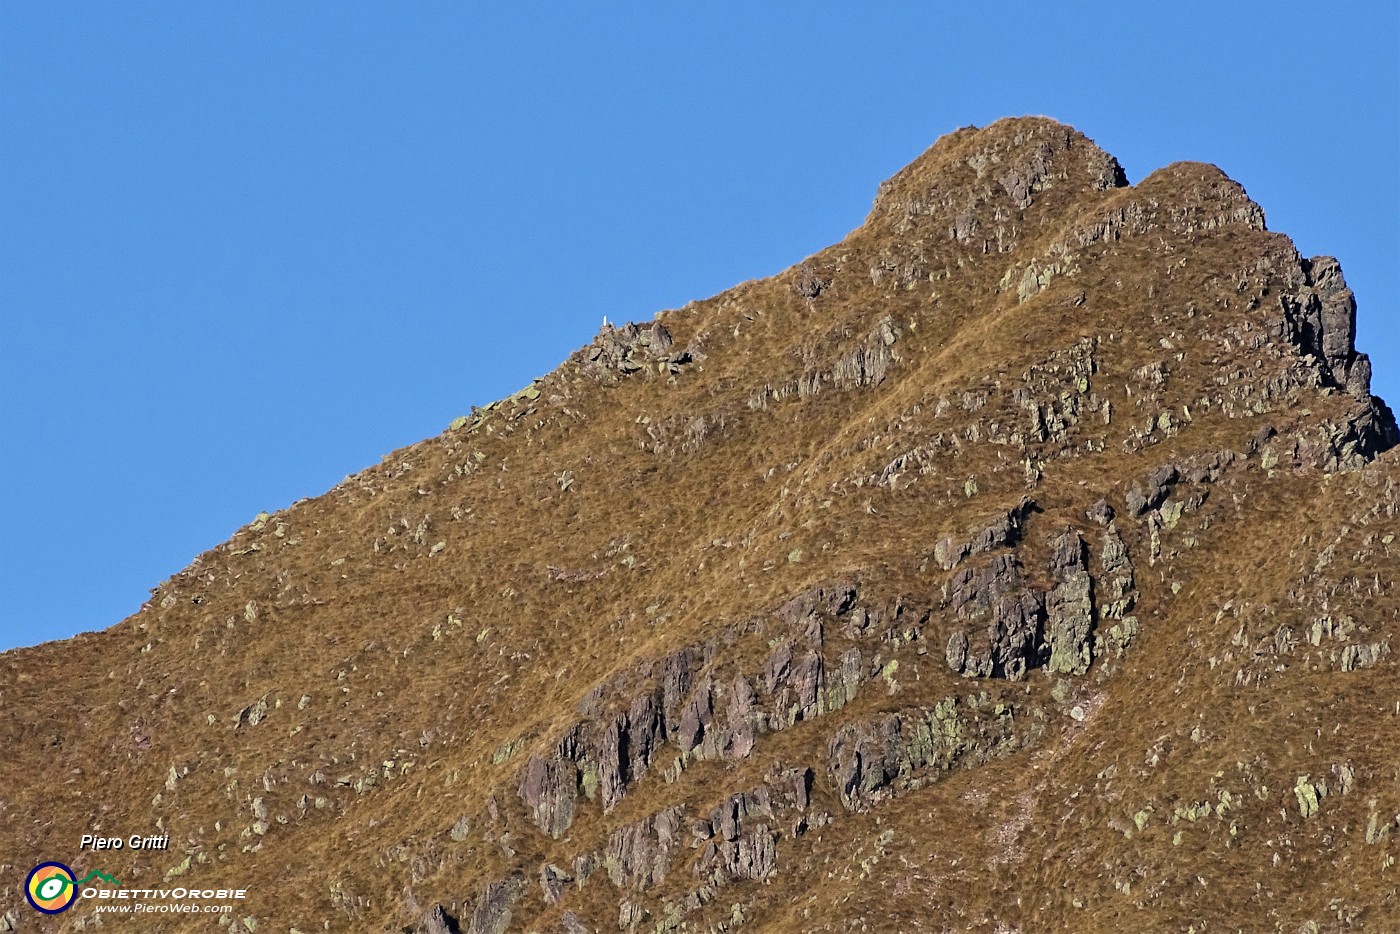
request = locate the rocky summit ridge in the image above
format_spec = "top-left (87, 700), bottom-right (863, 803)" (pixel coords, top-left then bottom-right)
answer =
top-left (2, 117), bottom-right (1399, 934)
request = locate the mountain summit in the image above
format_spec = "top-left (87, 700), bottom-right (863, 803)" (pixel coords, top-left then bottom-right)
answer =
top-left (3, 117), bottom-right (1398, 933)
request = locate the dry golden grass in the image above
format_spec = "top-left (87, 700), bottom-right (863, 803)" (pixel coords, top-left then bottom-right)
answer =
top-left (1, 116), bottom-right (1397, 933)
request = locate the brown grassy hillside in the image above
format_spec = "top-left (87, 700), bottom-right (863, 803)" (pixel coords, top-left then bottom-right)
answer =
top-left (2, 117), bottom-right (1397, 934)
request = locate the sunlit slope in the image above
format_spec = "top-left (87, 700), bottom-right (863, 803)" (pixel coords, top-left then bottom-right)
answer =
top-left (1, 117), bottom-right (1396, 933)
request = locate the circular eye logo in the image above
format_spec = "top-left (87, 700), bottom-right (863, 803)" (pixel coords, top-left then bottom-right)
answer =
top-left (26, 862), bottom-right (77, 914)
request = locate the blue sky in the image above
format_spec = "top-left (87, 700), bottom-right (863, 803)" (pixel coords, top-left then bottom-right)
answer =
top-left (2, 3), bottom-right (1396, 652)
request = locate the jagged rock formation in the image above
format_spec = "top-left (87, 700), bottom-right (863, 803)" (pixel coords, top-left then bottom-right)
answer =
top-left (583, 321), bottom-right (693, 383)
top-left (2, 117), bottom-right (1398, 934)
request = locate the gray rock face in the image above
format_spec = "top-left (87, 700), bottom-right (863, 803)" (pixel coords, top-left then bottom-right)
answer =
top-left (971, 497), bottom-right (1035, 553)
top-left (1086, 499), bottom-right (1115, 525)
top-left (465, 875), bottom-right (526, 934)
top-left (1128, 465), bottom-right (1178, 517)
top-left (517, 586), bottom-right (861, 838)
top-left (1046, 531), bottom-right (1094, 675)
top-left (724, 675), bottom-right (758, 759)
top-left (581, 321), bottom-right (689, 382)
top-left (546, 766), bottom-right (818, 927)
top-left (673, 677), bottom-right (713, 754)
top-left (774, 582), bottom-right (857, 631)
top-left (1181, 450), bottom-right (1235, 484)
top-left (940, 505), bottom-right (1149, 682)
top-left (828, 712), bottom-right (903, 809)
top-left (935, 497), bottom-right (1038, 571)
top-left (660, 647), bottom-right (698, 731)
top-left (539, 863), bottom-right (572, 905)
top-left (419, 905), bottom-right (460, 934)
top-left (1311, 258), bottom-right (1356, 373)
top-left (513, 519), bottom-right (1140, 918)
top-left (793, 263), bottom-right (831, 299)
top-left (695, 789), bottom-right (779, 884)
top-left (519, 745), bottom-right (575, 839)
top-left (605, 807), bottom-right (684, 890)
top-left (828, 696), bottom-right (1020, 810)
top-left (1270, 254), bottom-right (1398, 457)
top-left (760, 641), bottom-right (825, 726)
top-left (560, 911), bottom-right (591, 934)
top-left (1098, 525), bottom-right (1137, 620)
top-left (549, 690), bottom-right (1027, 922)
top-left (1288, 255), bottom-right (1362, 395)
top-left (944, 554), bottom-right (1045, 680)
top-left (831, 315), bottom-right (901, 389)
top-left (501, 500), bottom-right (1155, 927)
top-left (935, 535), bottom-right (970, 571)
top-left (518, 684), bottom-right (677, 839)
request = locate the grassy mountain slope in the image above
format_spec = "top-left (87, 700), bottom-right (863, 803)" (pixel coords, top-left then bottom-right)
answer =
top-left (2, 117), bottom-right (1397, 933)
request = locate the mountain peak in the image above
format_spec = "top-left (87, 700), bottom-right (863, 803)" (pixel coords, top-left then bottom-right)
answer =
top-left (3, 120), bottom-right (1398, 934)
top-left (866, 116), bottom-right (1128, 231)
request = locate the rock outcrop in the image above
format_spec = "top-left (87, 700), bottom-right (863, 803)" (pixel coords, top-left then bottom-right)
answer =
top-left (580, 321), bottom-right (692, 382)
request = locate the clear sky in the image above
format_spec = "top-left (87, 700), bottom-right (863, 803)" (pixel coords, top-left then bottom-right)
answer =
top-left (2, 2), bottom-right (1396, 653)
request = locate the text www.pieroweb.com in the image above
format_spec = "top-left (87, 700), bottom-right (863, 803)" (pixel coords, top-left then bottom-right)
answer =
top-left (93, 902), bottom-right (235, 914)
